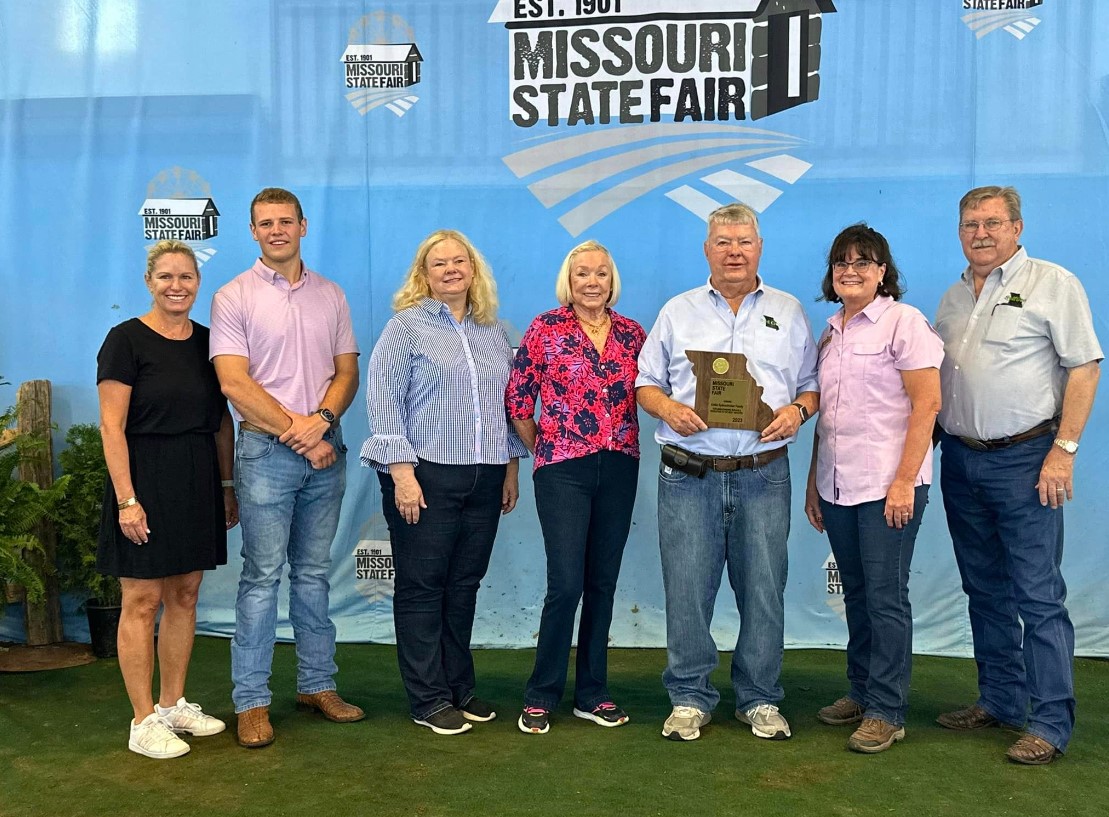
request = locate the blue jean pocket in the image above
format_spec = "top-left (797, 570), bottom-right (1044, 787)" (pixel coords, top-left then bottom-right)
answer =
top-left (238, 432), bottom-right (275, 461)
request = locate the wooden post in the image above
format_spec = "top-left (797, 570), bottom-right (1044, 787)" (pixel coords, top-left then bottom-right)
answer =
top-left (17, 380), bottom-right (63, 645)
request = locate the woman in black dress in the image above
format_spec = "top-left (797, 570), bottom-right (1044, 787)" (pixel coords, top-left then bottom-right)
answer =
top-left (97, 240), bottom-right (237, 759)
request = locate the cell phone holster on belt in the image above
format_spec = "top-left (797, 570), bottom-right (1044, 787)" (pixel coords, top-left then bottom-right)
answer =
top-left (661, 444), bottom-right (707, 477)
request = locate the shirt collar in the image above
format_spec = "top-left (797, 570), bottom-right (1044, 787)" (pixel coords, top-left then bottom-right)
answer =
top-left (960, 245), bottom-right (1028, 288)
top-left (706, 275), bottom-right (764, 302)
top-left (252, 258), bottom-right (308, 288)
top-left (419, 297), bottom-right (471, 322)
top-left (826, 294), bottom-right (896, 331)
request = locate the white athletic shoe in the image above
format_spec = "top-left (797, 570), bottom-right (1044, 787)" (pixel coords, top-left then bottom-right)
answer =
top-left (128, 712), bottom-right (191, 759)
top-left (156, 697), bottom-right (226, 737)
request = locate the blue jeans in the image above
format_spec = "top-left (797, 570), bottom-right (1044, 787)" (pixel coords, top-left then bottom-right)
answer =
top-left (940, 432), bottom-right (1074, 752)
top-left (524, 451), bottom-right (639, 711)
top-left (378, 460), bottom-right (506, 720)
top-left (657, 451), bottom-right (791, 714)
top-left (231, 427), bottom-right (346, 714)
top-left (819, 486), bottom-right (928, 727)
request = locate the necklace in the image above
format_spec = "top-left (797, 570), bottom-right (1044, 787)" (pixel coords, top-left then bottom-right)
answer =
top-left (576, 312), bottom-right (610, 338)
top-left (144, 313), bottom-right (192, 340)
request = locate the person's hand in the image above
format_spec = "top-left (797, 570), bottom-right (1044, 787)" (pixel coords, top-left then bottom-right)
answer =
top-left (662, 400), bottom-right (708, 437)
top-left (304, 440), bottom-right (337, 470)
top-left (804, 482), bottom-right (824, 533)
top-left (224, 487), bottom-right (239, 530)
top-left (502, 472), bottom-right (519, 515)
top-left (118, 501), bottom-right (150, 544)
top-left (884, 479), bottom-right (915, 529)
top-left (761, 404), bottom-right (802, 444)
top-left (393, 473), bottom-right (426, 525)
top-left (1036, 447), bottom-right (1075, 509)
top-left (279, 409), bottom-right (329, 455)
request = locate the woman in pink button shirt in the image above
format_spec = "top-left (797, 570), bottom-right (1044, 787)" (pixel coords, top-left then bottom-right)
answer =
top-left (804, 224), bottom-right (943, 754)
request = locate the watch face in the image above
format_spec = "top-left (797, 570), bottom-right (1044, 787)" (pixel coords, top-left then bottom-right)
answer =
top-left (319, 408), bottom-right (336, 423)
top-left (1056, 439), bottom-right (1078, 454)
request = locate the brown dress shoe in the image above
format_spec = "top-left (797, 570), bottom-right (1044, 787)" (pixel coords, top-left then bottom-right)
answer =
top-left (295, 690), bottom-right (365, 723)
top-left (237, 706), bottom-right (274, 748)
top-left (936, 704), bottom-right (999, 730)
top-left (1006, 733), bottom-right (1059, 765)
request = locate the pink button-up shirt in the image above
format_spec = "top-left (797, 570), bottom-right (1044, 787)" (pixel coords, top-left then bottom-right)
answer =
top-left (815, 296), bottom-right (944, 507)
top-left (209, 259), bottom-right (359, 420)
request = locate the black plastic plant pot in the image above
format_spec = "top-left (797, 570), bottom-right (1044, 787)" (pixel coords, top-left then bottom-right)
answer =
top-left (85, 600), bottom-right (122, 659)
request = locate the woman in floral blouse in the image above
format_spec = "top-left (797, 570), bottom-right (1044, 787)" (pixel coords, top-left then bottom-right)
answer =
top-left (506, 239), bottom-right (646, 735)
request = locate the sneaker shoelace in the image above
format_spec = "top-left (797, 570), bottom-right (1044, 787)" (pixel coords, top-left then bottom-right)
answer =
top-left (523, 707), bottom-right (547, 716)
top-left (749, 703), bottom-right (780, 719)
top-left (672, 706), bottom-right (701, 719)
top-left (594, 703), bottom-right (618, 713)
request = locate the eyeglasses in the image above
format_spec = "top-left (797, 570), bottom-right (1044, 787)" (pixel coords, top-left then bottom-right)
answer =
top-left (832, 259), bottom-right (877, 273)
top-left (958, 218), bottom-right (1014, 233)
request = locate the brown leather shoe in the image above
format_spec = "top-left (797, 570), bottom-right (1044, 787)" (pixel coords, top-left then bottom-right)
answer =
top-left (936, 704), bottom-right (999, 730)
top-left (237, 706), bottom-right (274, 748)
top-left (295, 690), bottom-right (365, 723)
top-left (848, 717), bottom-right (905, 754)
top-left (1006, 733), bottom-right (1059, 765)
top-left (817, 696), bottom-right (865, 726)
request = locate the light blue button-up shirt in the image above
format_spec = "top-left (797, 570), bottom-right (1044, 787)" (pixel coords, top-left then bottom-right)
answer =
top-left (362, 299), bottom-right (528, 471)
top-left (636, 277), bottom-right (819, 457)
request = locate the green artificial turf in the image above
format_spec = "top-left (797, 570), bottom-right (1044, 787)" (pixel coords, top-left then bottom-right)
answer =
top-left (2, 639), bottom-right (1106, 817)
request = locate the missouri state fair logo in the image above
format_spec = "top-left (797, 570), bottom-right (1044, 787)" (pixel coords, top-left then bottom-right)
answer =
top-left (488, 0), bottom-right (836, 235)
top-left (962, 0), bottom-right (1045, 40)
top-left (342, 11), bottom-right (424, 117)
top-left (823, 552), bottom-right (846, 622)
top-left (352, 514), bottom-right (396, 607)
top-left (138, 167), bottom-right (220, 268)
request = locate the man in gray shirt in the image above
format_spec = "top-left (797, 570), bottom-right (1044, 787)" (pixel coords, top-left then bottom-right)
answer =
top-left (934, 185), bottom-right (1101, 765)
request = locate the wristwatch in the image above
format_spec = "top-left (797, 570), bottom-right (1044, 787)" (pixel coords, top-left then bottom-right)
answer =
top-left (791, 402), bottom-right (810, 424)
top-left (1053, 438), bottom-right (1078, 455)
top-left (316, 407), bottom-right (336, 424)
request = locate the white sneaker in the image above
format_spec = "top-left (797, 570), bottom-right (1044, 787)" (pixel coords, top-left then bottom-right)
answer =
top-left (128, 712), bottom-right (191, 759)
top-left (736, 703), bottom-right (791, 740)
top-left (156, 697), bottom-right (226, 737)
top-left (662, 706), bottom-right (710, 741)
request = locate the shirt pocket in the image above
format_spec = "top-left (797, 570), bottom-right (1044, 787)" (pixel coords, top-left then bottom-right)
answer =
top-left (848, 342), bottom-right (887, 378)
top-left (983, 304), bottom-right (1023, 344)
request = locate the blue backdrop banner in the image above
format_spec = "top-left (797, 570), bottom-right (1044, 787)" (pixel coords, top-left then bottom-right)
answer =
top-left (2, 0), bottom-right (1106, 656)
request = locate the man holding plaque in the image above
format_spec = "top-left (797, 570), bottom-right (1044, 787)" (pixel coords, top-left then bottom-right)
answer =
top-left (636, 203), bottom-right (819, 742)
top-left (934, 185), bottom-right (1101, 765)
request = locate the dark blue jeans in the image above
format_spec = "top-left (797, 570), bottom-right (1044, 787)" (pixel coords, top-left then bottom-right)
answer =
top-left (524, 451), bottom-right (639, 711)
top-left (940, 432), bottom-right (1074, 752)
top-left (378, 460), bottom-right (507, 720)
top-left (819, 485), bottom-right (928, 727)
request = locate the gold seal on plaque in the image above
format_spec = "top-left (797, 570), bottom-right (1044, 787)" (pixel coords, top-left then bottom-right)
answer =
top-left (686, 350), bottom-right (776, 431)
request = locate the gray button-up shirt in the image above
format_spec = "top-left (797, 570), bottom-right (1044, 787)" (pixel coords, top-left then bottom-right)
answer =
top-left (935, 246), bottom-right (1102, 440)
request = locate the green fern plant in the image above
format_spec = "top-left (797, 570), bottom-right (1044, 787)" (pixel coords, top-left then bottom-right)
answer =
top-left (54, 423), bottom-right (121, 605)
top-left (0, 401), bottom-right (70, 609)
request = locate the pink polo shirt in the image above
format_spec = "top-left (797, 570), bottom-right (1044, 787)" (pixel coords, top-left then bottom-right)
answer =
top-left (209, 259), bottom-right (359, 420)
top-left (815, 296), bottom-right (944, 507)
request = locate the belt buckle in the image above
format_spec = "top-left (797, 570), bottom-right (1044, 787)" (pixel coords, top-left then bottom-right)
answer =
top-left (958, 436), bottom-right (990, 452)
top-left (714, 457), bottom-right (739, 473)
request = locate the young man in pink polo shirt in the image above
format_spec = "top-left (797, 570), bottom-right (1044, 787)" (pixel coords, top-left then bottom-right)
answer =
top-left (210, 187), bottom-right (361, 748)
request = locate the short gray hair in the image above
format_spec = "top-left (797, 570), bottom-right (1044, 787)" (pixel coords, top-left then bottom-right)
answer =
top-left (706, 202), bottom-right (760, 239)
top-left (959, 185), bottom-right (1022, 222)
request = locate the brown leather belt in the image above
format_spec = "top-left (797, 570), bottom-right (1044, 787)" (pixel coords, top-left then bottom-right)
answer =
top-left (662, 443), bottom-right (787, 477)
top-left (956, 418), bottom-right (1058, 452)
top-left (239, 421), bottom-right (272, 435)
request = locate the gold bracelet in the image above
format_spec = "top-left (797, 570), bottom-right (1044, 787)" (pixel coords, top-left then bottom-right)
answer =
top-left (117, 497), bottom-right (138, 510)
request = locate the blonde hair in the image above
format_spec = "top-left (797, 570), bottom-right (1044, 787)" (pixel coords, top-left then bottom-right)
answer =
top-left (959, 185), bottom-right (1022, 222)
top-left (145, 240), bottom-right (198, 279)
top-left (393, 229), bottom-right (499, 325)
top-left (554, 239), bottom-right (622, 307)
top-left (706, 202), bottom-right (760, 238)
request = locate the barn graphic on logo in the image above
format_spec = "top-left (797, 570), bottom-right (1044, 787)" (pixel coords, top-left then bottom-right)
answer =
top-left (490, 0), bottom-right (836, 234)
